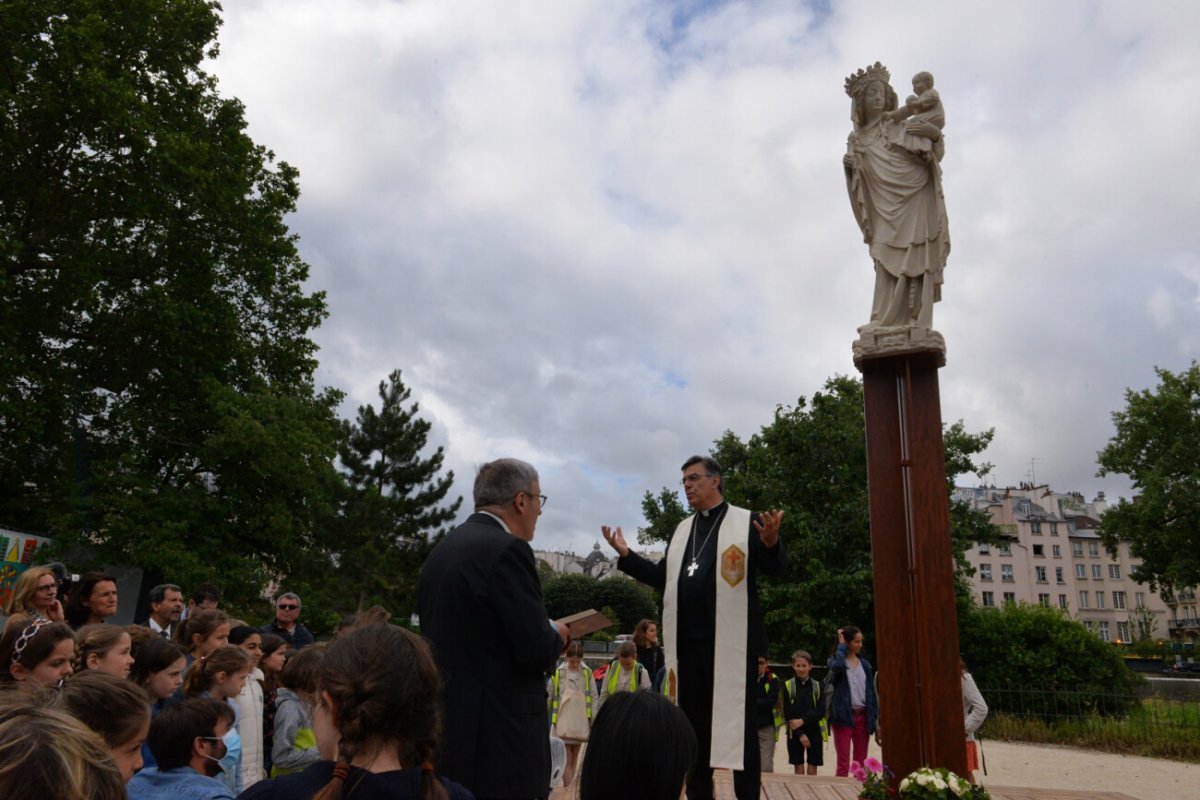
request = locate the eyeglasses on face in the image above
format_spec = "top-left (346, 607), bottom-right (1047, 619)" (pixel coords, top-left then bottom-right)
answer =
top-left (680, 472), bottom-right (714, 486)
top-left (519, 491), bottom-right (547, 508)
top-left (277, 604), bottom-right (299, 611)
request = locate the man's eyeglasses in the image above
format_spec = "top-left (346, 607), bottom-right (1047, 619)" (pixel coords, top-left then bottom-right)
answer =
top-left (520, 491), bottom-right (548, 508)
top-left (681, 472), bottom-right (713, 485)
top-left (277, 604), bottom-right (299, 611)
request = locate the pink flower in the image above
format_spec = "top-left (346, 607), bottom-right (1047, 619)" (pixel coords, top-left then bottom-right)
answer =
top-left (851, 766), bottom-right (868, 782)
top-left (864, 756), bottom-right (883, 774)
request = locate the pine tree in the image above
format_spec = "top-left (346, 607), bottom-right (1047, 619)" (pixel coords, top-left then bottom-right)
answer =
top-left (324, 370), bottom-right (462, 616)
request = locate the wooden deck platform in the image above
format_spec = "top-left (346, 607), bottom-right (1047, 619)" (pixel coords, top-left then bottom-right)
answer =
top-left (551, 769), bottom-right (1138, 799)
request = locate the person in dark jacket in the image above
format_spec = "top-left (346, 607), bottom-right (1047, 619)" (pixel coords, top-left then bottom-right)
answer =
top-left (782, 650), bottom-right (824, 775)
top-left (753, 655), bottom-right (782, 773)
top-left (826, 626), bottom-right (880, 777)
top-left (418, 458), bottom-right (568, 800)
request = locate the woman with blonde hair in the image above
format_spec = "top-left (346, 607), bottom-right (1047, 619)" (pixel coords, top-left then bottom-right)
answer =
top-left (2, 566), bottom-right (64, 622)
top-left (0, 695), bottom-right (126, 800)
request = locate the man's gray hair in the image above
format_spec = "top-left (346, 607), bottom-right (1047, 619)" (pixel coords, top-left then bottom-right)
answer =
top-left (474, 458), bottom-right (539, 509)
top-left (276, 592), bottom-right (301, 607)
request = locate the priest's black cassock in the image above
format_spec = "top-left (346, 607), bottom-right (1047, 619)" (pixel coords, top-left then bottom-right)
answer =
top-left (617, 501), bottom-right (787, 800)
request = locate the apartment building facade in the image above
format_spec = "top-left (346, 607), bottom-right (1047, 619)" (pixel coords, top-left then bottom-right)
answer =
top-left (955, 485), bottom-right (1196, 644)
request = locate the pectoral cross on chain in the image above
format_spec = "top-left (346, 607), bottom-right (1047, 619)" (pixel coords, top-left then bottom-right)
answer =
top-left (687, 559), bottom-right (699, 577)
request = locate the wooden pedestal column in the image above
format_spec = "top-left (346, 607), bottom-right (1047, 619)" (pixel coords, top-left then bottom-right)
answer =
top-left (859, 351), bottom-right (967, 783)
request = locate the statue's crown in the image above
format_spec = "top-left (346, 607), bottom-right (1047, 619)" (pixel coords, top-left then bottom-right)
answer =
top-left (844, 62), bottom-right (890, 97)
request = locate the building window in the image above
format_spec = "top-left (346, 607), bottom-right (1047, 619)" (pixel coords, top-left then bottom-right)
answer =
top-left (981, 591), bottom-right (995, 607)
top-left (1030, 520), bottom-right (1042, 534)
top-left (1038, 593), bottom-right (1051, 607)
top-left (1113, 591), bottom-right (1127, 610)
top-left (1095, 591), bottom-right (1106, 609)
top-left (1092, 564), bottom-right (1103, 579)
top-left (1052, 544), bottom-right (1062, 557)
top-left (1050, 522), bottom-right (1059, 535)
top-left (1108, 564), bottom-right (1121, 580)
top-left (1001, 564), bottom-right (1014, 583)
top-left (1056, 567), bottom-right (1065, 584)
top-left (1033, 544), bottom-right (1045, 557)
top-left (1075, 564), bottom-right (1087, 579)
top-left (1135, 592), bottom-right (1145, 609)
top-left (1088, 541), bottom-right (1100, 557)
top-left (1058, 594), bottom-right (1069, 609)
top-left (978, 543), bottom-right (990, 555)
top-left (979, 564), bottom-right (992, 581)
top-left (1072, 542), bottom-right (1084, 557)
top-left (1079, 591), bottom-right (1089, 609)
top-left (1117, 621), bottom-right (1130, 642)
top-left (1036, 566), bottom-right (1048, 583)
top-left (1003, 592), bottom-right (1016, 604)
top-left (999, 543), bottom-right (1012, 556)
top-left (1098, 621), bottom-right (1111, 641)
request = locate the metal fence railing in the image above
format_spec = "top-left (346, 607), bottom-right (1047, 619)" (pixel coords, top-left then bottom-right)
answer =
top-left (977, 683), bottom-right (1200, 740)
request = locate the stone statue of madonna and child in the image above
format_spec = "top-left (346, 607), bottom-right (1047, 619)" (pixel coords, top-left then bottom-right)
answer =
top-left (844, 62), bottom-right (951, 364)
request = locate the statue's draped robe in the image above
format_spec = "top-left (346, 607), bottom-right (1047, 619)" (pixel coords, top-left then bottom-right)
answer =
top-left (846, 119), bottom-right (950, 325)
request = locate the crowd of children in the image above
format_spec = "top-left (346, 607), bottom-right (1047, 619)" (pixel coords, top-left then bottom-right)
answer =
top-left (0, 567), bottom-right (477, 799)
top-left (2, 564), bottom-right (986, 800)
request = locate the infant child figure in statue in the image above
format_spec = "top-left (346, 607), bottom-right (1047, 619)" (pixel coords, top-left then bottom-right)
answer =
top-left (883, 71), bottom-right (944, 160)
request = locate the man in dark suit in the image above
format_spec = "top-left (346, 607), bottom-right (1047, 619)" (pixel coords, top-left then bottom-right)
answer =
top-left (418, 458), bottom-right (568, 800)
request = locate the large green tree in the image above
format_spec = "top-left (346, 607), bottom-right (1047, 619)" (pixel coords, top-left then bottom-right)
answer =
top-left (0, 0), bottom-right (340, 603)
top-left (304, 370), bottom-right (461, 619)
top-left (640, 375), bottom-right (999, 660)
top-left (1097, 362), bottom-right (1200, 594)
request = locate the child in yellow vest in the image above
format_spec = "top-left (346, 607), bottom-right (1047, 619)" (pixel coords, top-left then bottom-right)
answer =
top-left (599, 641), bottom-right (650, 711)
top-left (548, 640), bottom-right (596, 787)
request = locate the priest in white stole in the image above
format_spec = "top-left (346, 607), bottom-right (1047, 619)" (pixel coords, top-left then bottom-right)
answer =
top-left (602, 455), bottom-right (786, 800)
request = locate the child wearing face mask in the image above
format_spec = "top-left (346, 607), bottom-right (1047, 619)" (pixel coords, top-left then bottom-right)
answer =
top-left (184, 645), bottom-right (252, 795)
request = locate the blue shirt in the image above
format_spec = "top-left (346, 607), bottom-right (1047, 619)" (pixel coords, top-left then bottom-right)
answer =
top-left (127, 766), bottom-right (235, 800)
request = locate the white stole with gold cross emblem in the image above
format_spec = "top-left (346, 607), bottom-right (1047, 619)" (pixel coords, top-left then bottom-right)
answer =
top-left (661, 504), bottom-right (751, 770)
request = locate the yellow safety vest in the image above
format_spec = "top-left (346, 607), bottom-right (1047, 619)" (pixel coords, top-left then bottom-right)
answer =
top-left (604, 661), bottom-right (644, 695)
top-left (550, 665), bottom-right (593, 723)
top-left (764, 673), bottom-right (784, 740)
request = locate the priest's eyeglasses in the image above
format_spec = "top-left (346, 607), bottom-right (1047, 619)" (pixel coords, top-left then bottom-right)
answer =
top-left (681, 472), bottom-right (713, 485)
top-left (519, 491), bottom-right (548, 508)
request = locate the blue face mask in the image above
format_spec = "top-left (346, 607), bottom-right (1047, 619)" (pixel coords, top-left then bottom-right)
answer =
top-left (201, 729), bottom-right (240, 776)
top-left (218, 728), bottom-right (241, 775)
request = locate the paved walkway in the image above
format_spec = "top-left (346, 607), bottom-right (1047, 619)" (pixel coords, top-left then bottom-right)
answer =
top-left (551, 737), bottom-right (1198, 799)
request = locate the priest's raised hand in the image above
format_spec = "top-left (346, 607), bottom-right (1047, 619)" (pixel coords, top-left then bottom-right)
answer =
top-left (600, 525), bottom-right (630, 557)
top-left (752, 509), bottom-right (784, 548)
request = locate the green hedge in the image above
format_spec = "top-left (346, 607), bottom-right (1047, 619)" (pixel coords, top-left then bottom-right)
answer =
top-left (959, 602), bottom-right (1142, 719)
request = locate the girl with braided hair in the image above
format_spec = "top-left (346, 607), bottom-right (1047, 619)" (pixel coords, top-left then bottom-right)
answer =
top-left (72, 623), bottom-right (135, 677)
top-left (239, 622), bottom-right (471, 800)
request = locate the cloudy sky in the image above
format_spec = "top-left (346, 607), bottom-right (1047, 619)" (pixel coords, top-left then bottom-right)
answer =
top-left (209, 0), bottom-right (1200, 555)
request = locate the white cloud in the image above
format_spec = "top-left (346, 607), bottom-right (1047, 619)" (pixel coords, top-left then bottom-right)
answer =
top-left (208, 0), bottom-right (1200, 546)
